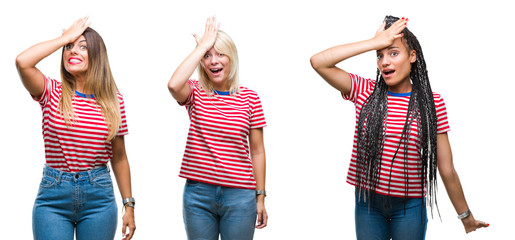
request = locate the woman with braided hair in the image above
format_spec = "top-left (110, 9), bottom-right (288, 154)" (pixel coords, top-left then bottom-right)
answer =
top-left (311, 15), bottom-right (488, 239)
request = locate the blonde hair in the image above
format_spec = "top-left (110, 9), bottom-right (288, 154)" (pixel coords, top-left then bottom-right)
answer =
top-left (60, 27), bottom-right (120, 142)
top-left (197, 30), bottom-right (240, 95)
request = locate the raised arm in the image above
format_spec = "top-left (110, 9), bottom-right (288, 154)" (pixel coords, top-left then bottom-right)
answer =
top-left (310, 18), bottom-right (408, 95)
top-left (167, 16), bottom-right (220, 103)
top-left (15, 17), bottom-right (90, 98)
top-left (437, 133), bottom-right (489, 233)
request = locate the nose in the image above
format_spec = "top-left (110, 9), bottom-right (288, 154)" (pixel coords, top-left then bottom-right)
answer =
top-left (209, 54), bottom-right (220, 65)
top-left (380, 56), bottom-right (390, 68)
top-left (70, 46), bottom-right (79, 55)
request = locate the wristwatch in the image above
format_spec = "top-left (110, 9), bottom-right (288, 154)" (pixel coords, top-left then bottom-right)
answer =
top-left (123, 197), bottom-right (136, 208)
top-left (457, 209), bottom-right (471, 219)
top-left (256, 190), bottom-right (266, 197)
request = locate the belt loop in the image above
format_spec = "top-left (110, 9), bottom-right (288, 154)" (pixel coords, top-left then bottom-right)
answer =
top-left (106, 164), bottom-right (111, 173)
top-left (88, 168), bottom-right (94, 184)
top-left (57, 170), bottom-right (63, 185)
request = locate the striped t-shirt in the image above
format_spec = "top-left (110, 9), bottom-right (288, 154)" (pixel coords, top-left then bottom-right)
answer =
top-left (178, 80), bottom-right (267, 189)
top-left (343, 73), bottom-right (450, 197)
top-left (34, 76), bottom-right (128, 172)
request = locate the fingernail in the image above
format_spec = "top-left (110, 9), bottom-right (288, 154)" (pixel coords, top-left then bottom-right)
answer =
top-left (401, 17), bottom-right (405, 20)
top-left (487, 223), bottom-right (490, 227)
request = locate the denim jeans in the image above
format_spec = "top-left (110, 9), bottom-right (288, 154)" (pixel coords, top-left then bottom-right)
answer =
top-left (355, 190), bottom-right (427, 240)
top-left (183, 179), bottom-right (257, 240)
top-left (32, 165), bottom-right (117, 240)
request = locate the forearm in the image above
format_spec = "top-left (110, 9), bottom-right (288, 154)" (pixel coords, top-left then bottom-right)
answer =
top-left (168, 46), bottom-right (207, 101)
top-left (16, 36), bottom-right (67, 70)
top-left (440, 168), bottom-right (469, 215)
top-left (311, 38), bottom-right (379, 70)
top-left (111, 157), bottom-right (133, 199)
top-left (16, 36), bottom-right (68, 96)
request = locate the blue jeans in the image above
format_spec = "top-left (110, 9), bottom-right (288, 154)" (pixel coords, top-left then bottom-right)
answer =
top-left (32, 165), bottom-right (117, 240)
top-left (183, 179), bottom-right (257, 240)
top-left (355, 190), bottom-right (427, 240)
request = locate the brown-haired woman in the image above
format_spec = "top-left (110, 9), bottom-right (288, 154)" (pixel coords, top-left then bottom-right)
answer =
top-left (16, 17), bottom-right (136, 240)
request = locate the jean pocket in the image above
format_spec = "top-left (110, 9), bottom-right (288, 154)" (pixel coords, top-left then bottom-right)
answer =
top-left (39, 175), bottom-right (58, 188)
top-left (92, 173), bottom-right (113, 188)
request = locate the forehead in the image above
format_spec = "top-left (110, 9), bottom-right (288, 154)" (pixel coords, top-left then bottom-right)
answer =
top-left (377, 38), bottom-right (408, 52)
top-left (72, 35), bottom-right (87, 44)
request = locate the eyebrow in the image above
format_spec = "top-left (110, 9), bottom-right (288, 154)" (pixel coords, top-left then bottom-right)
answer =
top-left (376, 46), bottom-right (399, 53)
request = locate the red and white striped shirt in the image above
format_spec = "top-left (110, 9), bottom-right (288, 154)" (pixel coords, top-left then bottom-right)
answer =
top-left (343, 73), bottom-right (450, 197)
top-left (34, 76), bottom-right (128, 172)
top-left (178, 80), bottom-right (267, 189)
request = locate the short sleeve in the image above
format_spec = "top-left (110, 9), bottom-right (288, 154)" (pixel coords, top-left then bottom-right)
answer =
top-left (33, 75), bottom-right (56, 107)
top-left (116, 93), bottom-right (129, 136)
top-left (178, 79), bottom-right (197, 107)
top-left (249, 92), bottom-right (267, 129)
top-left (434, 93), bottom-right (451, 134)
top-left (342, 73), bottom-right (375, 103)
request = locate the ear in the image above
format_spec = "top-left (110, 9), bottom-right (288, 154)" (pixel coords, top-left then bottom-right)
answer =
top-left (410, 50), bottom-right (417, 63)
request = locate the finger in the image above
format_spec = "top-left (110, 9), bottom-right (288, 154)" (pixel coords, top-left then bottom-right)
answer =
top-left (377, 21), bottom-right (386, 32)
top-left (122, 222), bottom-right (127, 236)
top-left (256, 211), bottom-right (263, 227)
top-left (478, 221), bottom-right (490, 228)
top-left (192, 33), bottom-right (200, 45)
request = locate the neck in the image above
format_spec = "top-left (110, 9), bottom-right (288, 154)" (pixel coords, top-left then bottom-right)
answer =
top-left (73, 73), bottom-right (88, 93)
top-left (212, 81), bottom-right (230, 92)
top-left (388, 80), bottom-right (412, 94)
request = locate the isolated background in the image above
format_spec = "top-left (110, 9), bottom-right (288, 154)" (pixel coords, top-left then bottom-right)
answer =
top-left (1, 0), bottom-right (512, 239)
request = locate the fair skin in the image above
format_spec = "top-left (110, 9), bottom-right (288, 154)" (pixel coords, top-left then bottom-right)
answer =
top-left (15, 17), bottom-right (135, 239)
top-left (310, 17), bottom-right (488, 233)
top-left (167, 16), bottom-right (267, 229)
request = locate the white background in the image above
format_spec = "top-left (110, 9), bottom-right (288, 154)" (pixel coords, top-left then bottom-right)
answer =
top-left (1, 0), bottom-right (513, 239)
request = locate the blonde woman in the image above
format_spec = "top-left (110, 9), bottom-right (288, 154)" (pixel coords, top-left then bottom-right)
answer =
top-left (16, 17), bottom-right (135, 240)
top-left (168, 16), bottom-right (268, 239)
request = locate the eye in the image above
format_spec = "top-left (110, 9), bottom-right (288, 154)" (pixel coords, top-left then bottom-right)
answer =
top-left (218, 53), bottom-right (225, 57)
top-left (80, 45), bottom-right (87, 50)
top-left (64, 44), bottom-right (73, 50)
top-left (376, 54), bottom-right (383, 60)
top-left (204, 53), bottom-right (211, 58)
top-left (391, 51), bottom-right (399, 57)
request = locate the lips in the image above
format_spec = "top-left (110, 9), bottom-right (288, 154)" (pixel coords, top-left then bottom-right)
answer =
top-left (382, 69), bottom-right (395, 78)
top-left (68, 57), bottom-right (83, 65)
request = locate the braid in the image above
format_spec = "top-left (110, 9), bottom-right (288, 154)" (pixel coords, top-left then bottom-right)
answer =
top-left (355, 15), bottom-right (439, 216)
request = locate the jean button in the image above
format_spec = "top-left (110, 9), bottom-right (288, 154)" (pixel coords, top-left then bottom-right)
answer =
top-left (74, 174), bottom-right (79, 179)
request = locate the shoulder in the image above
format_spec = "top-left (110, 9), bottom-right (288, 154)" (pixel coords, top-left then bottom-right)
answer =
top-left (116, 92), bottom-right (125, 104)
top-left (431, 91), bottom-right (445, 103)
top-left (237, 86), bottom-right (261, 99)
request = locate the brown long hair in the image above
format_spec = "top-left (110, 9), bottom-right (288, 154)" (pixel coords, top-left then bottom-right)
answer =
top-left (59, 27), bottom-right (121, 142)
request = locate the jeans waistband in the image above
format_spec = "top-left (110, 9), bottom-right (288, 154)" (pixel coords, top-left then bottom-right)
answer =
top-left (42, 164), bottom-right (110, 182)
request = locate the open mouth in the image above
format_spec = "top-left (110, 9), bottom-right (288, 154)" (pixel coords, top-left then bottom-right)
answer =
top-left (68, 58), bottom-right (82, 64)
top-left (383, 69), bottom-right (395, 77)
top-left (210, 68), bottom-right (223, 73)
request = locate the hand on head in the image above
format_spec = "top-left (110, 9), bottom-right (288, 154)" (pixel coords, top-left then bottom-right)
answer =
top-left (373, 17), bottom-right (408, 50)
top-left (62, 16), bottom-right (91, 44)
top-left (193, 16), bottom-right (220, 51)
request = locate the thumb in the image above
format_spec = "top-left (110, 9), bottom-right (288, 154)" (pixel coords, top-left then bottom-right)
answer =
top-left (192, 33), bottom-right (200, 45)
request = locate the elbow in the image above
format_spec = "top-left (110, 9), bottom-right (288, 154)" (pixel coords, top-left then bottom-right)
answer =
top-left (167, 78), bottom-right (181, 94)
top-left (15, 54), bottom-right (25, 70)
top-left (310, 54), bottom-right (321, 70)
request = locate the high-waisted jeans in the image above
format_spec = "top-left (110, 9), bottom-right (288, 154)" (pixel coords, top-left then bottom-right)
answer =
top-left (32, 165), bottom-right (117, 240)
top-left (183, 179), bottom-right (257, 240)
top-left (355, 190), bottom-right (427, 240)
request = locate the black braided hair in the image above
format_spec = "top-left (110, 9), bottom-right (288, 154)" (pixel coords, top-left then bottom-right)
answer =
top-left (354, 15), bottom-right (439, 217)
